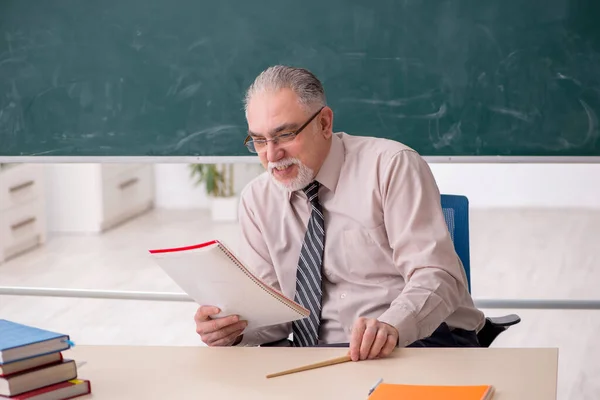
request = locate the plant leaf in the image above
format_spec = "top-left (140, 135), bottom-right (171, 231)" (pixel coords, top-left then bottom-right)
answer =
top-left (206, 166), bottom-right (216, 194)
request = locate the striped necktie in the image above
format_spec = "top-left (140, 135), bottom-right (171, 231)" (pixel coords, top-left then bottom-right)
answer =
top-left (292, 181), bottom-right (325, 347)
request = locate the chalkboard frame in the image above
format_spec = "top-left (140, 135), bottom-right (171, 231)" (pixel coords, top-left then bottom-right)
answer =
top-left (1, 155), bottom-right (600, 163)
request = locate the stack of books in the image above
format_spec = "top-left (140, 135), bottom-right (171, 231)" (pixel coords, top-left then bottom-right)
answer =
top-left (0, 319), bottom-right (91, 399)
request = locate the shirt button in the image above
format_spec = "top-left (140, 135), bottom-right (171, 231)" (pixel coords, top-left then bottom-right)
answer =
top-left (340, 293), bottom-right (346, 299)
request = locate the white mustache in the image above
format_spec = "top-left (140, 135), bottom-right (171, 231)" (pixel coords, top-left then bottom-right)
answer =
top-left (268, 158), bottom-right (300, 172)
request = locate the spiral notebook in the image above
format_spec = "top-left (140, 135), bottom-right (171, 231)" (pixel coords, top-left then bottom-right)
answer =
top-left (149, 240), bottom-right (309, 331)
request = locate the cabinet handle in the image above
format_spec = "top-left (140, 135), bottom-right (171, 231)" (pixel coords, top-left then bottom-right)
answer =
top-left (118, 177), bottom-right (139, 190)
top-left (9, 180), bottom-right (34, 193)
top-left (11, 217), bottom-right (36, 231)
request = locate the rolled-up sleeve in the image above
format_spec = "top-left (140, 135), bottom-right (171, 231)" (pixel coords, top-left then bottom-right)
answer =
top-left (235, 189), bottom-right (291, 346)
top-left (376, 150), bottom-right (469, 346)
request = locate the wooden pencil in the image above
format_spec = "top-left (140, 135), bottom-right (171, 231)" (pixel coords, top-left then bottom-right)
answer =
top-left (266, 354), bottom-right (352, 378)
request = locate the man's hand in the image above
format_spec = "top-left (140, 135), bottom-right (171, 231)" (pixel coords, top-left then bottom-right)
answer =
top-left (194, 306), bottom-right (248, 346)
top-left (349, 317), bottom-right (398, 361)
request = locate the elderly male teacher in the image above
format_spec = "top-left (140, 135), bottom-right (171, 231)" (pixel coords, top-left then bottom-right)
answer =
top-left (194, 65), bottom-right (485, 361)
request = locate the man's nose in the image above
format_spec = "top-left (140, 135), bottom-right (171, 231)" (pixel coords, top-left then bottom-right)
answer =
top-left (266, 141), bottom-right (284, 162)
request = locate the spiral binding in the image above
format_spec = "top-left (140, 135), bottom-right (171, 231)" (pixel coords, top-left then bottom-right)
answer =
top-left (216, 244), bottom-right (309, 317)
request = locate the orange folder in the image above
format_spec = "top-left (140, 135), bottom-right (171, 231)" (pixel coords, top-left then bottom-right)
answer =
top-left (369, 383), bottom-right (494, 400)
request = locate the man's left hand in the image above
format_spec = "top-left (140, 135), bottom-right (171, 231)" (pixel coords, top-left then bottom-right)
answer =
top-left (349, 317), bottom-right (399, 361)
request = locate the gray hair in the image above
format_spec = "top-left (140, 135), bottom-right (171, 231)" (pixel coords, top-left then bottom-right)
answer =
top-left (244, 65), bottom-right (327, 113)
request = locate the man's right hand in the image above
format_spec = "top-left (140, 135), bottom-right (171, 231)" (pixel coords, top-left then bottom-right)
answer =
top-left (194, 306), bottom-right (248, 346)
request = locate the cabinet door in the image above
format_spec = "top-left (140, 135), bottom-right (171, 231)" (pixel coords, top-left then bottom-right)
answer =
top-left (0, 164), bottom-right (43, 212)
top-left (0, 199), bottom-right (46, 263)
top-left (101, 166), bottom-right (154, 230)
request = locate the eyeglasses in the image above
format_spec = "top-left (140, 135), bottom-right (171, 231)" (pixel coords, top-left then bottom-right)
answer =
top-left (243, 106), bottom-right (325, 154)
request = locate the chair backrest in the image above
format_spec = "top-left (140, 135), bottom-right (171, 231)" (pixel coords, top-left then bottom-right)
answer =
top-left (440, 194), bottom-right (472, 292)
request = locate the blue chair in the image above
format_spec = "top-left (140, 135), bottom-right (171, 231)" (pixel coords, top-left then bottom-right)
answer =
top-left (441, 194), bottom-right (521, 347)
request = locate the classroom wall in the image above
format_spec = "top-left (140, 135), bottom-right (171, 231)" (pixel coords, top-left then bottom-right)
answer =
top-left (428, 163), bottom-right (600, 209)
top-left (154, 164), bottom-right (210, 209)
top-left (154, 163), bottom-right (265, 209)
top-left (41, 162), bottom-right (599, 234)
top-left (154, 163), bottom-right (600, 210)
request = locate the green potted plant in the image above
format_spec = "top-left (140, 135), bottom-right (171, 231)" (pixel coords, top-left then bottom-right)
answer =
top-left (189, 163), bottom-right (238, 221)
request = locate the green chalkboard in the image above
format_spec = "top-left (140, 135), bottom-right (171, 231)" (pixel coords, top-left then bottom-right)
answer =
top-left (1, 0), bottom-right (599, 157)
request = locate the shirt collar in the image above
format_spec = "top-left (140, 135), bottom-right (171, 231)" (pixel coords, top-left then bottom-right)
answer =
top-left (287, 133), bottom-right (344, 200)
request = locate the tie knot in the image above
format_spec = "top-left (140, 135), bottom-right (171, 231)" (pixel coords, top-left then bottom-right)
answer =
top-left (302, 181), bottom-right (320, 205)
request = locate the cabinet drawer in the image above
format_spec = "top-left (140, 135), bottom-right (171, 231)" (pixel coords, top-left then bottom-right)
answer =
top-left (0, 200), bottom-right (45, 262)
top-left (101, 166), bottom-right (154, 230)
top-left (0, 164), bottom-right (43, 212)
top-left (101, 164), bottom-right (148, 182)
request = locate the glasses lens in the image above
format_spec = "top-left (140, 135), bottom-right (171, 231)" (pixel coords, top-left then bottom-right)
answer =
top-left (253, 142), bottom-right (267, 153)
top-left (245, 135), bottom-right (297, 154)
top-left (245, 141), bottom-right (258, 153)
top-left (278, 132), bottom-right (297, 144)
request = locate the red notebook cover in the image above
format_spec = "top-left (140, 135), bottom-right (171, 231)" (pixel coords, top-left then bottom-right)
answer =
top-left (148, 239), bottom-right (218, 254)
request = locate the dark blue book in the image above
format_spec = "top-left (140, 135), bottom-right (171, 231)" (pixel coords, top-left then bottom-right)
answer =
top-left (0, 320), bottom-right (71, 365)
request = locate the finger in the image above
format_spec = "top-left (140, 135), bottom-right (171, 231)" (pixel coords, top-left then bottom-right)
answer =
top-left (350, 318), bottom-right (367, 361)
top-left (196, 314), bottom-right (240, 335)
top-left (202, 320), bottom-right (247, 344)
top-left (208, 314), bottom-right (241, 333)
top-left (359, 323), bottom-right (378, 360)
top-left (210, 328), bottom-right (245, 347)
top-left (196, 306), bottom-right (220, 320)
top-left (195, 306), bottom-right (220, 322)
top-left (213, 319), bottom-right (248, 340)
top-left (380, 333), bottom-right (398, 358)
top-left (368, 327), bottom-right (389, 359)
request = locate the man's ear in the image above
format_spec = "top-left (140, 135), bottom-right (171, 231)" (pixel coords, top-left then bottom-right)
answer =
top-left (319, 106), bottom-right (334, 138)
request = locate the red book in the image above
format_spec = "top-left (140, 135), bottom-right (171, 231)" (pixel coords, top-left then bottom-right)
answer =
top-left (0, 360), bottom-right (77, 397)
top-left (0, 353), bottom-right (63, 378)
top-left (0, 379), bottom-right (91, 400)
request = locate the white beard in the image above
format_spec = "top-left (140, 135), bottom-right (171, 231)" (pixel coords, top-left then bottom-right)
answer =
top-left (268, 157), bottom-right (315, 192)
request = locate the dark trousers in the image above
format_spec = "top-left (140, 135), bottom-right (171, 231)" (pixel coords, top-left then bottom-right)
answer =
top-left (261, 322), bottom-right (480, 348)
top-left (407, 322), bottom-right (479, 348)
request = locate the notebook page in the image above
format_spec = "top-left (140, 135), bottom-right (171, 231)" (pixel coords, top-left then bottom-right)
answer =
top-left (214, 241), bottom-right (308, 315)
top-left (152, 245), bottom-right (309, 331)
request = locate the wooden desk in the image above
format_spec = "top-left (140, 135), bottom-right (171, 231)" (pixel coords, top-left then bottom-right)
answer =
top-left (65, 346), bottom-right (557, 399)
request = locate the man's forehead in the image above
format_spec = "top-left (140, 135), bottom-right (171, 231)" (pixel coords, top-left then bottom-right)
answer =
top-left (247, 89), bottom-right (304, 116)
top-left (246, 90), bottom-right (306, 135)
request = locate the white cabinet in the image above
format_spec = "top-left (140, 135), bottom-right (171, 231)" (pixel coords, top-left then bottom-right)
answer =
top-left (47, 164), bottom-right (155, 233)
top-left (0, 164), bottom-right (47, 263)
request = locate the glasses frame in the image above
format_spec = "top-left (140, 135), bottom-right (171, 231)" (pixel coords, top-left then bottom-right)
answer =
top-left (243, 106), bottom-right (325, 153)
